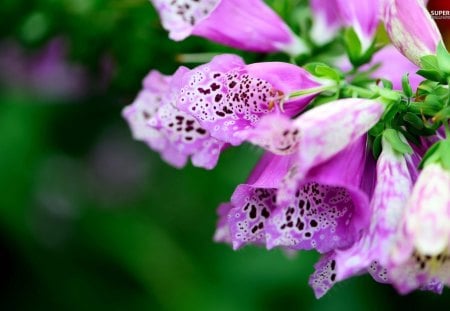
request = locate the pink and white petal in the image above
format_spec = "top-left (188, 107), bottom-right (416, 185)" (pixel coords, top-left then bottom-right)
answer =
top-left (192, 0), bottom-right (306, 55)
top-left (150, 0), bottom-right (221, 41)
top-left (177, 55), bottom-right (277, 145)
top-left (294, 98), bottom-right (384, 179)
top-left (151, 103), bottom-right (224, 169)
top-left (228, 185), bottom-right (277, 249)
top-left (214, 202), bottom-right (234, 243)
top-left (335, 139), bottom-right (414, 279)
top-left (309, 253), bottom-right (339, 298)
top-left (267, 138), bottom-right (370, 253)
top-left (403, 164), bottom-right (450, 256)
top-left (238, 114), bottom-right (300, 155)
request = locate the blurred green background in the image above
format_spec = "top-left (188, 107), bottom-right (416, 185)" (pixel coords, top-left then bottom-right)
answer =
top-left (1, 0), bottom-right (449, 310)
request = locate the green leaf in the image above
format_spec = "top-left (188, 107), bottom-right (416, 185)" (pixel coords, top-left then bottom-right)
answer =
top-left (402, 74), bottom-right (413, 97)
top-left (419, 141), bottom-right (442, 169)
top-left (379, 78), bottom-right (393, 90)
top-left (403, 112), bottom-right (423, 129)
top-left (372, 134), bottom-right (382, 159)
top-left (383, 129), bottom-right (413, 155)
top-left (440, 139), bottom-right (450, 170)
top-left (437, 41), bottom-right (450, 74)
top-left (343, 27), bottom-right (363, 67)
top-left (417, 69), bottom-right (447, 83)
top-left (368, 122), bottom-right (385, 137)
top-left (304, 62), bottom-right (343, 81)
top-left (420, 55), bottom-right (440, 70)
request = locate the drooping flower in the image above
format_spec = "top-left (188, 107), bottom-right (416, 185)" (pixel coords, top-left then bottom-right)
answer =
top-left (393, 162), bottom-right (450, 261)
top-left (310, 0), bottom-right (342, 45)
top-left (175, 54), bottom-right (324, 146)
top-left (310, 0), bottom-right (379, 50)
top-left (383, 0), bottom-right (442, 66)
top-left (216, 138), bottom-right (372, 253)
top-left (122, 69), bottom-right (225, 169)
top-left (149, 0), bottom-right (307, 56)
top-left (214, 152), bottom-right (294, 249)
top-left (333, 136), bottom-right (416, 281)
top-left (264, 137), bottom-right (371, 253)
top-left (310, 138), bottom-right (450, 297)
top-left (216, 98), bottom-right (385, 253)
top-left (241, 98), bottom-right (384, 182)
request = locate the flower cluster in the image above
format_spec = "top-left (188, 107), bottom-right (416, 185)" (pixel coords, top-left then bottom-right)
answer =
top-left (123, 0), bottom-right (450, 297)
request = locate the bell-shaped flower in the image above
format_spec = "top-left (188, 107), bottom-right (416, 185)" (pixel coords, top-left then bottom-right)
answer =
top-left (393, 162), bottom-right (450, 261)
top-left (216, 137), bottom-right (373, 254)
top-left (241, 98), bottom-right (384, 184)
top-left (383, 0), bottom-right (442, 66)
top-left (214, 152), bottom-right (294, 249)
top-left (122, 69), bottom-right (225, 169)
top-left (175, 54), bottom-right (324, 146)
top-left (310, 0), bottom-right (342, 45)
top-left (310, 142), bottom-right (450, 297)
top-left (150, 0), bottom-right (307, 55)
top-left (310, 0), bottom-right (379, 51)
top-left (263, 137), bottom-right (372, 253)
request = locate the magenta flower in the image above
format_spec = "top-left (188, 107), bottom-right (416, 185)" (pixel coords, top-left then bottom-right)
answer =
top-left (216, 138), bottom-right (372, 253)
top-left (176, 54), bottom-right (323, 146)
top-left (241, 98), bottom-right (384, 180)
top-left (214, 152), bottom-right (293, 249)
top-left (310, 0), bottom-right (379, 50)
top-left (122, 69), bottom-right (225, 169)
top-left (150, 0), bottom-right (307, 55)
top-left (383, 0), bottom-right (442, 66)
top-left (310, 140), bottom-right (450, 297)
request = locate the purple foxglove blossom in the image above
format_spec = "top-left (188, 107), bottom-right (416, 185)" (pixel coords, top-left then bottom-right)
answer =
top-left (241, 98), bottom-right (384, 180)
top-left (393, 163), bottom-right (450, 260)
top-left (150, 0), bottom-right (307, 55)
top-left (332, 137), bottom-right (415, 280)
top-left (215, 138), bottom-right (372, 253)
top-left (214, 152), bottom-right (294, 249)
top-left (175, 54), bottom-right (323, 146)
top-left (335, 0), bottom-right (380, 51)
top-left (310, 0), bottom-right (342, 45)
top-left (122, 69), bottom-right (225, 169)
top-left (383, 0), bottom-right (442, 66)
top-left (310, 0), bottom-right (379, 49)
top-left (336, 45), bottom-right (423, 90)
top-left (263, 137), bottom-right (371, 252)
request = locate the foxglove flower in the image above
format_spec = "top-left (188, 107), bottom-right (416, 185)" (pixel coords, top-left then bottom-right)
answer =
top-left (310, 0), bottom-right (341, 45)
top-left (311, 140), bottom-right (450, 297)
top-left (241, 98), bottom-right (384, 182)
top-left (150, 0), bottom-right (307, 55)
top-left (214, 152), bottom-right (294, 249)
top-left (310, 0), bottom-right (379, 50)
top-left (122, 69), bottom-right (225, 169)
top-left (264, 137), bottom-right (371, 252)
top-left (216, 138), bottom-right (372, 253)
top-left (383, 0), bottom-right (442, 66)
top-left (335, 0), bottom-right (379, 51)
top-left (393, 162), bottom-right (450, 260)
top-left (176, 54), bottom-right (324, 146)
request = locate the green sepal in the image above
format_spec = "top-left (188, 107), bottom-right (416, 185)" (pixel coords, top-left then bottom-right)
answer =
top-left (372, 134), bottom-right (382, 159)
top-left (383, 129), bottom-right (413, 155)
top-left (403, 112), bottom-right (424, 129)
top-left (304, 62), bottom-right (343, 81)
top-left (437, 41), bottom-right (450, 75)
top-left (402, 74), bottom-right (413, 97)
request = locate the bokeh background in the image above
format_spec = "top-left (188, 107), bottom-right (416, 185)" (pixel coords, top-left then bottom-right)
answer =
top-left (1, 0), bottom-right (450, 310)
